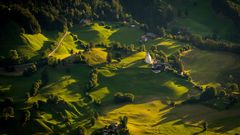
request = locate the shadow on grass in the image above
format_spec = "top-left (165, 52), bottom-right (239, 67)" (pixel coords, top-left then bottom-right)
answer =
top-left (153, 103), bottom-right (240, 134)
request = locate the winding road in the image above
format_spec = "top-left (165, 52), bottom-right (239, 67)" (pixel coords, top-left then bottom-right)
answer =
top-left (48, 31), bottom-right (68, 57)
top-left (0, 31), bottom-right (68, 76)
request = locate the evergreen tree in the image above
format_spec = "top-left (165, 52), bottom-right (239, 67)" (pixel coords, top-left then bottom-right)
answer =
top-left (30, 80), bottom-right (42, 96)
top-left (77, 126), bottom-right (87, 135)
top-left (140, 44), bottom-right (146, 51)
top-left (87, 69), bottom-right (98, 90)
top-left (200, 87), bottom-right (217, 101)
top-left (8, 50), bottom-right (19, 64)
top-left (203, 121), bottom-right (208, 131)
top-left (119, 116), bottom-right (128, 128)
top-left (159, 27), bottom-right (166, 37)
top-left (3, 107), bottom-right (14, 120)
top-left (106, 52), bottom-right (112, 63)
top-left (21, 110), bottom-right (30, 126)
top-left (130, 44), bottom-right (135, 51)
top-left (90, 117), bottom-right (95, 126)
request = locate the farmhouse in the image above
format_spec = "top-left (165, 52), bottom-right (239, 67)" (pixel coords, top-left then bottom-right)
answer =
top-left (79, 19), bottom-right (91, 25)
top-left (140, 32), bottom-right (157, 42)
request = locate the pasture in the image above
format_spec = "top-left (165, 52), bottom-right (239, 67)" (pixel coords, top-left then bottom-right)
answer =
top-left (182, 48), bottom-right (240, 84)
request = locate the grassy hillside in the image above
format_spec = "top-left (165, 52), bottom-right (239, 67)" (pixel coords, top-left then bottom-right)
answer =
top-left (1, 6), bottom-right (240, 134)
top-left (70, 23), bottom-right (144, 45)
top-left (0, 64), bottom-right (94, 134)
top-left (109, 26), bottom-right (144, 45)
top-left (168, 0), bottom-right (238, 39)
top-left (92, 68), bottom-right (195, 103)
top-left (1, 27), bottom-right (240, 134)
top-left (146, 38), bottom-right (185, 56)
top-left (93, 100), bottom-right (240, 135)
top-left (1, 0), bottom-right (240, 134)
top-left (0, 70), bottom-right (42, 102)
top-left (83, 48), bottom-right (107, 65)
top-left (70, 23), bottom-right (116, 45)
top-left (0, 21), bottom-right (54, 60)
top-left (182, 48), bottom-right (240, 84)
top-left (52, 32), bottom-right (79, 59)
top-left (19, 33), bottom-right (50, 59)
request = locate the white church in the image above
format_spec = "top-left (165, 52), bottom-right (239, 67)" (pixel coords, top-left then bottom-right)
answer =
top-left (145, 52), bottom-right (171, 73)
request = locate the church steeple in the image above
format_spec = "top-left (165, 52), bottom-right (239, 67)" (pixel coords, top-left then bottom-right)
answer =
top-left (145, 52), bottom-right (153, 64)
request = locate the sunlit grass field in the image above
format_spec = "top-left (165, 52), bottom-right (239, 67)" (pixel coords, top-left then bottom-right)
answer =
top-left (109, 26), bottom-right (144, 45)
top-left (93, 100), bottom-right (240, 135)
top-left (70, 23), bottom-right (144, 45)
top-left (70, 23), bottom-right (116, 45)
top-left (1, 19), bottom-right (240, 135)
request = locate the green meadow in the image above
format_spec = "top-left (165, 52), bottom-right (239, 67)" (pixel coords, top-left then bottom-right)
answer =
top-left (182, 48), bottom-right (240, 85)
top-left (168, 0), bottom-right (238, 39)
top-left (1, 14), bottom-right (240, 134)
top-left (70, 23), bottom-right (144, 45)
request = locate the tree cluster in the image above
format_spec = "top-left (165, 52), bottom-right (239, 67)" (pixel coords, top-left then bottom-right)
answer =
top-left (92, 116), bottom-right (129, 135)
top-left (1, 98), bottom-right (14, 121)
top-left (23, 64), bottom-right (37, 76)
top-left (121, 0), bottom-right (175, 32)
top-left (212, 0), bottom-right (240, 30)
top-left (30, 80), bottom-right (42, 97)
top-left (87, 69), bottom-right (98, 91)
top-left (0, 0), bottom-right (126, 33)
top-left (114, 92), bottom-right (135, 103)
top-left (169, 32), bottom-right (240, 54)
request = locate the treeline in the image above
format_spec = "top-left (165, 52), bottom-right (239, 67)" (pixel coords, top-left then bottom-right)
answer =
top-left (0, 0), bottom-right (125, 33)
top-left (0, 4), bottom-right (41, 34)
top-left (168, 32), bottom-right (240, 54)
top-left (121, 0), bottom-right (174, 32)
top-left (184, 84), bottom-right (240, 110)
top-left (212, 0), bottom-right (240, 29)
top-left (0, 0), bottom-right (177, 36)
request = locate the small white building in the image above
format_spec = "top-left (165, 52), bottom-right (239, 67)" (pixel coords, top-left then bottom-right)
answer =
top-left (130, 24), bottom-right (136, 28)
top-left (145, 52), bottom-right (153, 64)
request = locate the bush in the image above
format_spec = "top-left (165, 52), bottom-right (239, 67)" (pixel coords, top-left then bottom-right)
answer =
top-left (23, 64), bottom-right (37, 76)
top-left (77, 126), bottom-right (87, 135)
top-left (90, 117), bottom-right (96, 126)
top-left (106, 52), bottom-right (112, 63)
top-left (2, 107), bottom-right (14, 120)
top-left (114, 92), bottom-right (134, 103)
top-left (32, 102), bottom-right (39, 110)
top-left (73, 54), bottom-right (86, 64)
top-left (169, 101), bottom-right (176, 107)
top-left (218, 90), bottom-right (227, 98)
top-left (93, 98), bottom-right (101, 106)
top-left (30, 80), bottom-right (42, 96)
top-left (200, 87), bottom-right (217, 101)
top-left (203, 121), bottom-right (208, 131)
top-left (87, 69), bottom-right (98, 91)
top-left (21, 110), bottom-right (30, 126)
top-left (47, 94), bottom-right (60, 104)
top-left (183, 97), bottom-right (199, 104)
top-left (230, 83), bottom-right (239, 91)
top-left (47, 57), bottom-right (58, 67)
top-left (8, 50), bottom-right (20, 65)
